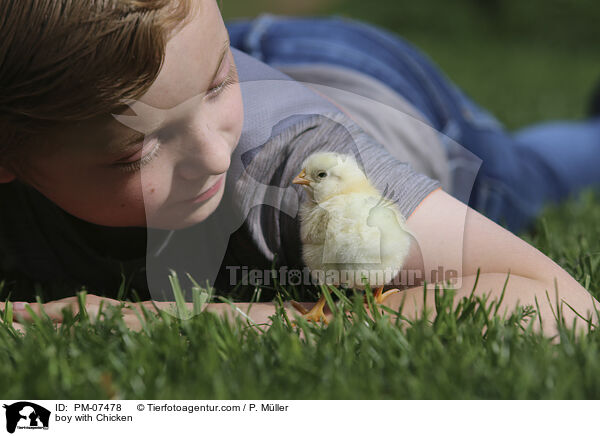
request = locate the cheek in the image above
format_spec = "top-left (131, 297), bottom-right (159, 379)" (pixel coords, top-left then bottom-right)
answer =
top-left (138, 168), bottom-right (174, 209)
top-left (23, 143), bottom-right (175, 227)
top-left (83, 177), bottom-right (147, 222)
top-left (78, 171), bottom-right (169, 222)
top-left (35, 177), bottom-right (144, 227)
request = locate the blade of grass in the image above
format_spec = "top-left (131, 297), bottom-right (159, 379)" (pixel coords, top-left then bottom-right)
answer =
top-left (3, 300), bottom-right (13, 326)
top-left (76, 290), bottom-right (89, 322)
top-left (321, 284), bottom-right (337, 319)
top-left (168, 269), bottom-right (191, 320)
top-left (492, 271), bottom-right (511, 317)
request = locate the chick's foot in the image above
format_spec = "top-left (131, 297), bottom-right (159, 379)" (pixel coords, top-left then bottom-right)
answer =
top-left (291, 296), bottom-right (329, 324)
top-left (369, 286), bottom-right (402, 305)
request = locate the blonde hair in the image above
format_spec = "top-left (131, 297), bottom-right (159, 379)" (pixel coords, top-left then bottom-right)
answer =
top-left (0, 0), bottom-right (197, 176)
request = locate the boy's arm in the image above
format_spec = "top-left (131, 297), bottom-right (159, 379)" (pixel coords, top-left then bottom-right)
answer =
top-left (404, 188), bottom-right (582, 291)
top-left (2, 297), bottom-right (309, 331)
top-left (401, 188), bottom-right (598, 326)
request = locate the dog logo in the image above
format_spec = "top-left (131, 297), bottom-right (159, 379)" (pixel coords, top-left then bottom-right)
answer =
top-left (3, 402), bottom-right (50, 434)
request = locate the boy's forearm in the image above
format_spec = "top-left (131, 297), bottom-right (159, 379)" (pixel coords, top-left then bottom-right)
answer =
top-left (406, 189), bottom-right (590, 297)
top-left (383, 272), bottom-right (598, 337)
top-left (461, 203), bottom-right (590, 298)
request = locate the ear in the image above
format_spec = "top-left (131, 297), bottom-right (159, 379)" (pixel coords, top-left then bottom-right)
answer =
top-left (0, 166), bottom-right (16, 183)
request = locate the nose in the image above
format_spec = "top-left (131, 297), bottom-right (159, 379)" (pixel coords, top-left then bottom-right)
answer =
top-left (175, 121), bottom-right (231, 181)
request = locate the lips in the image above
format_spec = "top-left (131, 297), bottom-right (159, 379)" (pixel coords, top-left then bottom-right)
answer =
top-left (190, 175), bottom-right (225, 204)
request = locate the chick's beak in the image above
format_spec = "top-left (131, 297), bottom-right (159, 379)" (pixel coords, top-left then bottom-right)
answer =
top-left (293, 169), bottom-right (310, 186)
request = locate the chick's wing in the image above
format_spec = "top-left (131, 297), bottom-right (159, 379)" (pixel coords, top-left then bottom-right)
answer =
top-left (319, 194), bottom-right (382, 265)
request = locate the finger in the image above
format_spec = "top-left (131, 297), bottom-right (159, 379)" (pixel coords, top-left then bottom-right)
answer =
top-left (122, 313), bottom-right (144, 332)
top-left (83, 298), bottom-right (124, 321)
top-left (12, 297), bottom-right (172, 328)
top-left (15, 322), bottom-right (27, 333)
top-left (12, 295), bottom-right (123, 323)
top-left (136, 300), bottom-right (179, 314)
top-left (126, 301), bottom-right (172, 316)
top-left (12, 298), bottom-right (80, 322)
top-left (101, 311), bottom-right (146, 332)
top-left (123, 301), bottom-right (187, 320)
top-left (8, 321), bottom-right (26, 334)
top-left (86, 302), bottom-right (153, 323)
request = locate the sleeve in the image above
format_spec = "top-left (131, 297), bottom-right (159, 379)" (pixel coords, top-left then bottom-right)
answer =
top-left (230, 110), bottom-right (441, 271)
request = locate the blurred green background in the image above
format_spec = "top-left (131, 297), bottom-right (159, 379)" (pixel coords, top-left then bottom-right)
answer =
top-left (221, 0), bottom-right (599, 130)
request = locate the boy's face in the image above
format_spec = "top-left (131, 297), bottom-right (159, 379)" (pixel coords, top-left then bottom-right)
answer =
top-left (3, 0), bottom-right (243, 230)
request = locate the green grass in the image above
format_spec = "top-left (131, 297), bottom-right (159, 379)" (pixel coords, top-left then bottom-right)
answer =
top-left (2, 0), bottom-right (600, 399)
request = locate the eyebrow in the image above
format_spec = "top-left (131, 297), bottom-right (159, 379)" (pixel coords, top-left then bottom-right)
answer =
top-left (210, 38), bottom-right (231, 89)
top-left (108, 132), bottom-right (146, 155)
top-left (108, 39), bottom-right (231, 155)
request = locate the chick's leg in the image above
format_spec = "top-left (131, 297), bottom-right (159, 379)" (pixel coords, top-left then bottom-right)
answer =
top-left (291, 294), bottom-right (329, 324)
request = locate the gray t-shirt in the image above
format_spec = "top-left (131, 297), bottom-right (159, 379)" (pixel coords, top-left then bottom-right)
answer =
top-left (0, 49), bottom-right (441, 302)
top-left (276, 64), bottom-right (452, 192)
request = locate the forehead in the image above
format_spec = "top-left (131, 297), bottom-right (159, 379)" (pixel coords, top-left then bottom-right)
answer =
top-left (139, 0), bottom-right (227, 109)
top-left (46, 0), bottom-right (228, 157)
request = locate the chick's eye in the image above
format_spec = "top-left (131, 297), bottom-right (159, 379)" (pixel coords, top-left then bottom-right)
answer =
top-left (317, 171), bottom-right (328, 179)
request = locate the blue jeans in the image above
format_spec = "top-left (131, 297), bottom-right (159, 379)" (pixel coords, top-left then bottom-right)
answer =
top-left (226, 15), bottom-right (600, 234)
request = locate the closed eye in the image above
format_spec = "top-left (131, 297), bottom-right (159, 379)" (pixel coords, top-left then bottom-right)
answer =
top-left (113, 137), bottom-right (161, 173)
top-left (206, 64), bottom-right (238, 101)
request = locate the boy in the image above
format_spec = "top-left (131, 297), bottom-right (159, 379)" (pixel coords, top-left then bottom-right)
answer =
top-left (0, 0), bottom-right (597, 336)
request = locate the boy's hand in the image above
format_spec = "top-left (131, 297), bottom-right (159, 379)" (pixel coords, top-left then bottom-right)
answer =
top-left (7, 295), bottom-right (175, 332)
top-left (0, 302), bottom-right (29, 334)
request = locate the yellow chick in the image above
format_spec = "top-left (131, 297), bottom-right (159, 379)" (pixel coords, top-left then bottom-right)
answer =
top-left (291, 152), bottom-right (412, 323)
